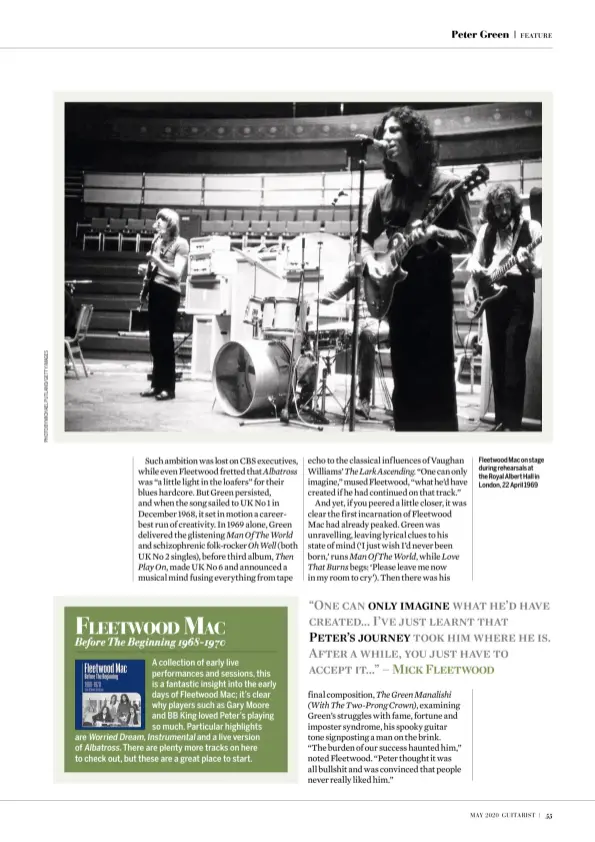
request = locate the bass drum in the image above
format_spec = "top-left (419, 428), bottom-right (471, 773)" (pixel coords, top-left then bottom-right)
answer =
top-left (212, 339), bottom-right (291, 417)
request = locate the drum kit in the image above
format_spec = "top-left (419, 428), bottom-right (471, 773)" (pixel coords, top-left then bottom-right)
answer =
top-left (212, 233), bottom-right (354, 426)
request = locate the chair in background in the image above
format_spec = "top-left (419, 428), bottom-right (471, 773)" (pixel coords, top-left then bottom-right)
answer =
top-left (250, 220), bottom-right (269, 236)
top-left (208, 209), bottom-right (226, 221)
top-left (104, 206), bottom-right (121, 219)
top-left (122, 219), bottom-right (144, 251)
top-left (297, 209), bottom-right (314, 222)
top-left (317, 209), bottom-right (334, 225)
top-left (83, 218), bottom-right (108, 250)
top-left (261, 210), bottom-right (278, 223)
top-left (76, 204), bottom-right (101, 240)
top-left (286, 220), bottom-right (306, 236)
top-left (243, 209), bottom-right (260, 223)
top-left (303, 220), bottom-right (320, 233)
top-left (278, 209), bottom-right (295, 223)
top-left (231, 219), bottom-right (250, 235)
top-left (269, 220), bottom-right (287, 237)
top-left (202, 219), bottom-right (229, 235)
top-left (325, 220), bottom-right (351, 236)
top-left (139, 218), bottom-right (156, 249)
top-left (103, 218), bottom-right (127, 251)
top-left (65, 304), bottom-right (94, 379)
top-left (333, 209), bottom-right (350, 222)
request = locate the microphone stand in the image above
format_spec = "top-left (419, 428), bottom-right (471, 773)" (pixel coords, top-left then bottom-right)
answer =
top-left (279, 234), bottom-right (321, 429)
top-left (347, 139), bottom-right (369, 432)
top-left (239, 234), bottom-right (323, 431)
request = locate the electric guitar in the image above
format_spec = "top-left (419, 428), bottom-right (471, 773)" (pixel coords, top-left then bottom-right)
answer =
top-left (463, 233), bottom-right (542, 319)
top-left (138, 235), bottom-right (159, 310)
top-left (364, 164), bottom-right (490, 320)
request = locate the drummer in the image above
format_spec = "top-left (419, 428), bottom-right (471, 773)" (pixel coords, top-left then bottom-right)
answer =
top-left (317, 270), bottom-right (389, 419)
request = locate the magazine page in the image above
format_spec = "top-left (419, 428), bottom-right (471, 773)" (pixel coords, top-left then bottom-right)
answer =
top-left (2, 6), bottom-right (593, 840)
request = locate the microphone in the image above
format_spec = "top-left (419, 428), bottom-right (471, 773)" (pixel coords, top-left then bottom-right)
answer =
top-left (331, 189), bottom-right (349, 206)
top-left (354, 133), bottom-right (389, 150)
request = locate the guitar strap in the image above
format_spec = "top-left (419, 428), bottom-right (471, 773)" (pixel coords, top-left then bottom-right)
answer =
top-left (407, 181), bottom-right (436, 229)
top-left (484, 218), bottom-right (531, 267)
top-left (484, 219), bottom-right (535, 293)
top-left (509, 218), bottom-right (524, 257)
top-left (385, 180), bottom-right (434, 239)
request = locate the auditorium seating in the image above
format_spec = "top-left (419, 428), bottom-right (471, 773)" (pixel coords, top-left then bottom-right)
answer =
top-left (103, 219), bottom-right (127, 251)
top-left (269, 220), bottom-right (286, 236)
top-left (121, 219), bottom-right (143, 251)
top-left (324, 220), bottom-right (351, 236)
top-left (317, 209), bottom-right (334, 224)
top-left (83, 218), bottom-right (108, 250)
top-left (71, 196), bottom-right (495, 251)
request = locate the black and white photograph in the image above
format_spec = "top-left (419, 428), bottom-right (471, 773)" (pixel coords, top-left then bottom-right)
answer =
top-left (81, 692), bottom-right (142, 728)
top-left (63, 99), bottom-right (543, 436)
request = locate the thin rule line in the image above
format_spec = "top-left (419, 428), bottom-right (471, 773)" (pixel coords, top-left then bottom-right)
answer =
top-left (471, 456), bottom-right (474, 582)
top-left (0, 45), bottom-right (555, 51)
top-left (302, 457), bottom-right (305, 582)
top-left (471, 689), bottom-right (474, 782)
top-left (132, 456), bottom-right (135, 582)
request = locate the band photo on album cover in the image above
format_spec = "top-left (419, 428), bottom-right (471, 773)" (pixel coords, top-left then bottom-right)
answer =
top-left (75, 659), bottom-right (145, 730)
top-left (63, 99), bottom-right (543, 436)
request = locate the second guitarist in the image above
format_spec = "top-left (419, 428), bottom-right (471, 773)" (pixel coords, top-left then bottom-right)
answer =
top-left (467, 183), bottom-right (542, 431)
top-left (360, 106), bottom-right (475, 431)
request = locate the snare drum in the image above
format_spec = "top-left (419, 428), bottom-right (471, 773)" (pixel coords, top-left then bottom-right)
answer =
top-left (262, 297), bottom-right (298, 336)
top-left (307, 320), bottom-right (354, 351)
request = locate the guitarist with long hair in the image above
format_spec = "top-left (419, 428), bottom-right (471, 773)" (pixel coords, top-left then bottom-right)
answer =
top-left (467, 183), bottom-right (542, 431)
top-left (361, 106), bottom-right (475, 431)
top-left (138, 208), bottom-right (189, 401)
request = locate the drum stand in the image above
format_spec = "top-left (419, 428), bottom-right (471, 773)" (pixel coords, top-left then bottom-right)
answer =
top-left (308, 350), bottom-right (346, 422)
top-left (239, 235), bottom-right (323, 431)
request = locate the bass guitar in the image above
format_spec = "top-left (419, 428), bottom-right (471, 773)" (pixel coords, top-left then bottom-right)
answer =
top-left (364, 164), bottom-right (490, 320)
top-left (463, 233), bottom-right (542, 319)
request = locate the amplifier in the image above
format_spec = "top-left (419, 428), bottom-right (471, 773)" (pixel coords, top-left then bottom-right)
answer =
top-left (189, 251), bottom-right (237, 277)
top-left (189, 235), bottom-right (231, 256)
top-left (185, 275), bottom-right (231, 315)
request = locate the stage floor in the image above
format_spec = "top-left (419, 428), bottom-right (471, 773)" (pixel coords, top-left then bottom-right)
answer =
top-left (63, 359), bottom-right (492, 436)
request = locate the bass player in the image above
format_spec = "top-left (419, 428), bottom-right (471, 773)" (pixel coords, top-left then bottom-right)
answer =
top-left (467, 183), bottom-right (542, 431)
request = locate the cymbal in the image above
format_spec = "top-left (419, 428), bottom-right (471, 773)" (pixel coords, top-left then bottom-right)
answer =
top-left (232, 248), bottom-right (284, 282)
